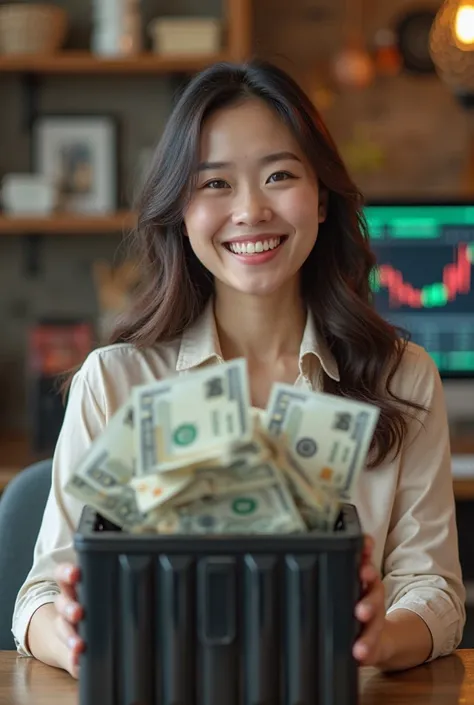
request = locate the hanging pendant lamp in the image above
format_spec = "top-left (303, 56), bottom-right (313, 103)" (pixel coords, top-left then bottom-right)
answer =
top-left (430, 0), bottom-right (474, 97)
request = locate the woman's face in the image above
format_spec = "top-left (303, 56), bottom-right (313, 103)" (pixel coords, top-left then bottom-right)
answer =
top-left (183, 98), bottom-right (326, 298)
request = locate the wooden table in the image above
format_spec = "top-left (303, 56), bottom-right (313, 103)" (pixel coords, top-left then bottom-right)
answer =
top-left (0, 651), bottom-right (76, 705)
top-left (1, 649), bottom-right (473, 704)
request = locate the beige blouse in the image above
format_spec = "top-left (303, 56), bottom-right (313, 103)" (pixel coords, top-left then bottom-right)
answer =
top-left (12, 301), bottom-right (466, 660)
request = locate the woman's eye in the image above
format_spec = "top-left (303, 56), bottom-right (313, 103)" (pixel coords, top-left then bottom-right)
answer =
top-left (202, 179), bottom-right (229, 189)
top-left (267, 171), bottom-right (293, 184)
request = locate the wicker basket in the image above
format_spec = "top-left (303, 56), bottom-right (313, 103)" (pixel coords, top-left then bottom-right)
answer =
top-left (0, 4), bottom-right (67, 55)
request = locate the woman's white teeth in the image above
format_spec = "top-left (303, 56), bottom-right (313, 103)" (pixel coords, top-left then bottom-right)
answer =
top-left (227, 237), bottom-right (282, 255)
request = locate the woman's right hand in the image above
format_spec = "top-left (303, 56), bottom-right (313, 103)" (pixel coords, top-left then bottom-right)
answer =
top-left (53, 562), bottom-right (84, 679)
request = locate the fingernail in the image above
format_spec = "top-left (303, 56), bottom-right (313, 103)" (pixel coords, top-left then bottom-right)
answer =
top-left (66, 604), bottom-right (77, 620)
top-left (60, 566), bottom-right (71, 581)
top-left (354, 642), bottom-right (368, 659)
top-left (363, 567), bottom-right (376, 582)
top-left (68, 636), bottom-right (79, 650)
top-left (66, 566), bottom-right (76, 581)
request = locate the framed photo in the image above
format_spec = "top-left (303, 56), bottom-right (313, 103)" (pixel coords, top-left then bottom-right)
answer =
top-left (32, 115), bottom-right (118, 214)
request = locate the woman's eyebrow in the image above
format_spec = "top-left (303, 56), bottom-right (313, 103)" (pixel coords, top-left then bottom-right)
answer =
top-left (197, 151), bottom-right (302, 172)
top-left (260, 151), bottom-right (302, 165)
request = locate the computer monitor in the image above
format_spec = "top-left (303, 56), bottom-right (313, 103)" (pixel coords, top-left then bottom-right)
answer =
top-left (364, 201), bottom-right (474, 378)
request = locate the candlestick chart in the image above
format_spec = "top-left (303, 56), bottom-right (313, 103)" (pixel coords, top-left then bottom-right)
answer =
top-left (371, 242), bottom-right (473, 311)
top-left (366, 204), bottom-right (474, 376)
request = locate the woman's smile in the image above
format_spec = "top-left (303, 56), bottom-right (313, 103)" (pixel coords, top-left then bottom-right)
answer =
top-left (222, 233), bottom-right (288, 265)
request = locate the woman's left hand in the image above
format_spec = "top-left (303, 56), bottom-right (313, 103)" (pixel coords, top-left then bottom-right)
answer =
top-left (353, 535), bottom-right (388, 667)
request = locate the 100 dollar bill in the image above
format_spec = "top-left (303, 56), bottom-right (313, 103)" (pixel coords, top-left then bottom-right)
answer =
top-left (169, 458), bottom-right (286, 508)
top-left (266, 384), bottom-right (380, 500)
top-left (65, 402), bottom-right (145, 528)
top-left (150, 482), bottom-right (306, 535)
top-left (134, 359), bottom-right (251, 474)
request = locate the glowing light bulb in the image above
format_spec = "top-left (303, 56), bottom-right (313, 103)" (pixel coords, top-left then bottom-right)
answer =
top-left (455, 4), bottom-right (474, 45)
top-left (430, 0), bottom-right (474, 91)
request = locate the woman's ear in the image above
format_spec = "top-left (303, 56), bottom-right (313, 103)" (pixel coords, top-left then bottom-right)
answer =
top-left (318, 189), bottom-right (328, 223)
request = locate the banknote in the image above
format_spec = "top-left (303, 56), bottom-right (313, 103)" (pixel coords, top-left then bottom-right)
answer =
top-left (66, 474), bottom-right (144, 529)
top-left (279, 450), bottom-right (340, 530)
top-left (65, 401), bottom-right (146, 528)
top-left (134, 358), bottom-right (252, 475)
top-left (163, 423), bottom-right (274, 477)
top-left (266, 384), bottom-right (380, 500)
top-left (81, 400), bottom-right (136, 485)
top-left (169, 457), bottom-right (285, 507)
top-left (129, 470), bottom-right (194, 514)
top-left (149, 482), bottom-right (306, 535)
top-left (259, 431), bottom-right (340, 530)
top-left (194, 415), bottom-right (275, 472)
top-left (129, 425), bottom-right (275, 516)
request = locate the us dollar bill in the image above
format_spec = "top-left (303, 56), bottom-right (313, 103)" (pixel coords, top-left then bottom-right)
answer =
top-left (131, 419), bottom-right (277, 514)
top-left (67, 474), bottom-right (144, 530)
top-left (65, 402), bottom-right (147, 529)
top-left (128, 470), bottom-right (194, 514)
top-left (169, 457), bottom-right (284, 508)
top-left (266, 384), bottom-right (380, 500)
top-left (191, 415), bottom-right (275, 473)
top-left (134, 358), bottom-right (252, 475)
top-left (261, 431), bottom-right (340, 530)
top-left (147, 482), bottom-right (306, 535)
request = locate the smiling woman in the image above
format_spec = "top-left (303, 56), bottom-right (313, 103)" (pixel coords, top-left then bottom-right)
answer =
top-left (13, 60), bottom-right (465, 679)
top-left (117, 59), bottom-right (413, 465)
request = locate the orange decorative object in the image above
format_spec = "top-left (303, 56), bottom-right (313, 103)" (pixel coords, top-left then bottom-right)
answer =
top-left (333, 0), bottom-right (375, 90)
top-left (28, 321), bottom-right (93, 377)
top-left (333, 42), bottom-right (375, 89)
top-left (374, 29), bottom-right (402, 77)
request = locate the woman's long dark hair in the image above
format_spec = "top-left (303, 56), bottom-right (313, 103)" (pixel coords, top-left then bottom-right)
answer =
top-left (111, 59), bottom-right (424, 468)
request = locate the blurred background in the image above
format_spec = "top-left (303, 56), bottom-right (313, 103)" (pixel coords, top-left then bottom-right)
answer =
top-left (0, 0), bottom-right (472, 641)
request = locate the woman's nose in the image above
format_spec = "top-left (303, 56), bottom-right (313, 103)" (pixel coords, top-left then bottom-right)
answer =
top-left (231, 188), bottom-right (272, 226)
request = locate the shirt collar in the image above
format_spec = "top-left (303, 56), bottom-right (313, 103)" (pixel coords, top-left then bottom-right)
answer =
top-left (176, 298), bottom-right (340, 382)
top-left (298, 309), bottom-right (340, 382)
top-left (176, 299), bottom-right (224, 371)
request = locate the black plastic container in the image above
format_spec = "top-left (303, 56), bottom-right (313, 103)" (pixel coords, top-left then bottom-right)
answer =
top-left (74, 503), bottom-right (363, 705)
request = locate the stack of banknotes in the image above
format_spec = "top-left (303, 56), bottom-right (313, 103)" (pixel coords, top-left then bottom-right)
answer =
top-left (65, 359), bottom-right (380, 535)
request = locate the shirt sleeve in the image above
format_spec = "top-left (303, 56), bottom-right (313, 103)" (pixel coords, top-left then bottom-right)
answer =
top-left (383, 348), bottom-right (466, 661)
top-left (11, 354), bottom-right (107, 656)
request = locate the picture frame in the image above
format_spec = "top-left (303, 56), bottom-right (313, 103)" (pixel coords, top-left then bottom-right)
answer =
top-left (32, 115), bottom-right (118, 214)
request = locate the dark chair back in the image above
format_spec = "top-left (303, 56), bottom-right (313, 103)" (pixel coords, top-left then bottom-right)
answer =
top-left (0, 460), bottom-right (52, 649)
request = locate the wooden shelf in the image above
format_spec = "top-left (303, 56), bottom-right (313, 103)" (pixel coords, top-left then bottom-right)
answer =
top-left (0, 211), bottom-right (136, 235)
top-left (0, 51), bottom-right (231, 75)
top-left (453, 479), bottom-right (474, 501)
top-left (452, 437), bottom-right (474, 500)
top-left (452, 437), bottom-right (474, 455)
top-left (0, 0), bottom-right (252, 75)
